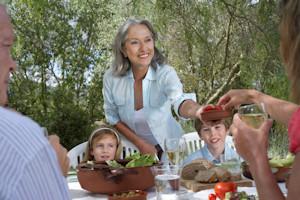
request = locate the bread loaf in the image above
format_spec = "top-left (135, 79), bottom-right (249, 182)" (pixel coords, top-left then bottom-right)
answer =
top-left (211, 166), bottom-right (231, 182)
top-left (194, 169), bottom-right (218, 183)
top-left (181, 159), bottom-right (214, 180)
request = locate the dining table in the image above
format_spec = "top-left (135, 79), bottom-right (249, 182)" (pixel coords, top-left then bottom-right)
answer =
top-left (67, 174), bottom-right (288, 200)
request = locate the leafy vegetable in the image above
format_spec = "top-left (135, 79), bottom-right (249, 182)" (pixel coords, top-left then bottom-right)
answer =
top-left (106, 160), bottom-right (125, 168)
top-left (105, 153), bottom-right (157, 169)
top-left (125, 153), bottom-right (157, 168)
top-left (225, 191), bottom-right (257, 200)
top-left (269, 152), bottom-right (294, 168)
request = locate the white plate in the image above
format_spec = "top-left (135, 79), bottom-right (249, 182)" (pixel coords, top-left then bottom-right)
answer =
top-left (193, 187), bottom-right (257, 200)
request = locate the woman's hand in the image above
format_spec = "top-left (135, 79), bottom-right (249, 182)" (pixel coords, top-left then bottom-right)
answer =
top-left (136, 140), bottom-right (157, 155)
top-left (230, 114), bottom-right (273, 164)
top-left (217, 89), bottom-right (259, 111)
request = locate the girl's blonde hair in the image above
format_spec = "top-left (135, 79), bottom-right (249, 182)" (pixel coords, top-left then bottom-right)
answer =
top-left (82, 125), bottom-right (122, 162)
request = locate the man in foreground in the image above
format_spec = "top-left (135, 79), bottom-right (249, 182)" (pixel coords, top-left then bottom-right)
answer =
top-left (0, 3), bottom-right (70, 199)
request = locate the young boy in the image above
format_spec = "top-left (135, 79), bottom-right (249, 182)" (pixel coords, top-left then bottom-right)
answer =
top-left (182, 118), bottom-right (240, 166)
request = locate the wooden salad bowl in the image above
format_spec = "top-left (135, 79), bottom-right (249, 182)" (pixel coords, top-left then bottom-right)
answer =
top-left (77, 160), bottom-right (155, 194)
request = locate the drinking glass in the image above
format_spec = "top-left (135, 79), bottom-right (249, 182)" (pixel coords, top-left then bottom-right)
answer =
top-left (219, 155), bottom-right (241, 178)
top-left (152, 165), bottom-right (180, 200)
top-left (238, 103), bottom-right (268, 128)
top-left (164, 138), bottom-right (187, 165)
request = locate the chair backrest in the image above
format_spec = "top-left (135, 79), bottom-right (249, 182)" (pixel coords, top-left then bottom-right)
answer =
top-left (67, 141), bottom-right (87, 169)
top-left (182, 131), bottom-right (204, 155)
top-left (120, 139), bottom-right (139, 159)
top-left (67, 139), bottom-right (140, 168)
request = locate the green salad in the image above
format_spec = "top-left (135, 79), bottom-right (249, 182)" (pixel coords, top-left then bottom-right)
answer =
top-left (106, 153), bottom-right (158, 168)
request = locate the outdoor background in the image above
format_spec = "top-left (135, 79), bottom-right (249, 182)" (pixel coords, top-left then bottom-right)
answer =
top-left (6, 0), bottom-right (288, 156)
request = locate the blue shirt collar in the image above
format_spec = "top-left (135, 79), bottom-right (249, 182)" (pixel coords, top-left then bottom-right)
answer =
top-left (126, 66), bottom-right (156, 81)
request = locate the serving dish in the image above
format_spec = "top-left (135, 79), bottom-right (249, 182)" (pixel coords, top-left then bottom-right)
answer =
top-left (108, 190), bottom-right (147, 200)
top-left (201, 110), bottom-right (232, 121)
top-left (241, 161), bottom-right (291, 182)
top-left (77, 160), bottom-right (155, 194)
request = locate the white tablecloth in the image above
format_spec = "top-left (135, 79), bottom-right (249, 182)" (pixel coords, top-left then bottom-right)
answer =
top-left (68, 181), bottom-right (287, 200)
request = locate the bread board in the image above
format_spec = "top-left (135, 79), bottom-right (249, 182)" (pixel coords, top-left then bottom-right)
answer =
top-left (180, 178), bottom-right (253, 192)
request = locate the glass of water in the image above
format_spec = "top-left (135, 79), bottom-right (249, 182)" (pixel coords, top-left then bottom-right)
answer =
top-left (152, 165), bottom-right (180, 200)
top-left (238, 103), bottom-right (268, 129)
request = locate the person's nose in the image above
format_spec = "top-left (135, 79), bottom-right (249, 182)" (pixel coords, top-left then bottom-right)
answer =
top-left (102, 146), bottom-right (109, 153)
top-left (139, 41), bottom-right (147, 52)
top-left (211, 128), bottom-right (218, 137)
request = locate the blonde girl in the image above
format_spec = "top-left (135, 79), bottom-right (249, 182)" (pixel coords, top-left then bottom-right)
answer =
top-left (83, 126), bottom-right (122, 162)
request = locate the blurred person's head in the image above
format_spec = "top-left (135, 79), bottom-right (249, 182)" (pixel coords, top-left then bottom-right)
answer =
top-left (195, 118), bottom-right (229, 154)
top-left (0, 4), bottom-right (16, 106)
top-left (84, 125), bottom-right (122, 162)
top-left (279, 0), bottom-right (300, 103)
top-left (111, 18), bottom-right (165, 76)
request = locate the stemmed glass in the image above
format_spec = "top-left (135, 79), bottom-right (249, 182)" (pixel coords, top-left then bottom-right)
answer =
top-left (238, 103), bottom-right (268, 128)
top-left (164, 138), bottom-right (187, 166)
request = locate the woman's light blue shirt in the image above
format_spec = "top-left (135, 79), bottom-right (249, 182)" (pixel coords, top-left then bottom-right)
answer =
top-left (103, 64), bottom-right (191, 150)
top-left (182, 136), bottom-right (240, 166)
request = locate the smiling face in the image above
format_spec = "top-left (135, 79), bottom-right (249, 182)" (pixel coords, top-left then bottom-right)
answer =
top-left (198, 120), bottom-right (227, 155)
top-left (0, 6), bottom-right (16, 106)
top-left (90, 134), bottom-right (118, 162)
top-left (123, 24), bottom-right (154, 70)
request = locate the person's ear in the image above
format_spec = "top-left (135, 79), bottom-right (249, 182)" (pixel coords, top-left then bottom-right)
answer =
top-left (121, 48), bottom-right (127, 58)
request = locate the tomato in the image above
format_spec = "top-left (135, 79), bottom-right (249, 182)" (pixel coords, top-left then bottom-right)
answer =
top-left (203, 105), bottom-right (224, 112)
top-left (203, 105), bottom-right (215, 112)
top-left (208, 193), bottom-right (217, 200)
top-left (214, 182), bottom-right (237, 200)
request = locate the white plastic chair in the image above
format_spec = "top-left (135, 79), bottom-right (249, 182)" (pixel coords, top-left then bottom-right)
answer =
top-left (120, 139), bottom-right (139, 159)
top-left (182, 131), bottom-right (204, 155)
top-left (67, 141), bottom-right (88, 169)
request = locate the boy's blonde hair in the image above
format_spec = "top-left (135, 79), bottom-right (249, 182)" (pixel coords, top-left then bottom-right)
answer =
top-left (83, 125), bottom-right (122, 162)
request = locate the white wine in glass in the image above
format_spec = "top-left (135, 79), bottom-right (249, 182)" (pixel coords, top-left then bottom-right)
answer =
top-left (238, 103), bottom-right (267, 128)
top-left (164, 138), bottom-right (187, 165)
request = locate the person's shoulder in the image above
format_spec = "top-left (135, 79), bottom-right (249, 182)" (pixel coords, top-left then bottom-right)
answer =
top-left (156, 63), bottom-right (174, 72)
top-left (155, 63), bottom-right (177, 79)
top-left (104, 67), bottom-right (114, 78)
top-left (0, 107), bottom-right (45, 149)
top-left (0, 107), bottom-right (39, 127)
top-left (225, 135), bottom-right (234, 143)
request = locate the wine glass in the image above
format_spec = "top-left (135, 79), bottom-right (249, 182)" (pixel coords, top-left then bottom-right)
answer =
top-left (164, 138), bottom-right (187, 166)
top-left (238, 103), bottom-right (268, 128)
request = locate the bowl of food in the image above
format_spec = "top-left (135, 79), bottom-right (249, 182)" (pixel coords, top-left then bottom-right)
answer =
top-left (108, 190), bottom-right (147, 200)
top-left (241, 157), bottom-right (292, 182)
top-left (77, 154), bottom-right (158, 194)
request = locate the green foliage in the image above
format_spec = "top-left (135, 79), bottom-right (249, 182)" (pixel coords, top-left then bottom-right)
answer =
top-left (7, 0), bottom-right (289, 152)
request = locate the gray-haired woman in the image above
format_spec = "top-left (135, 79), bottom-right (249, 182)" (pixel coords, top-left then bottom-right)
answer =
top-left (103, 18), bottom-right (202, 160)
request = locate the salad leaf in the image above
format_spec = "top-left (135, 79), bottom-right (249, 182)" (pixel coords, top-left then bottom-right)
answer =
top-left (106, 160), bottom-right (125, 168)
top-left (125, 153), bottom-right (157, 168)
top-left (269, 153), bottom-right (294, 168)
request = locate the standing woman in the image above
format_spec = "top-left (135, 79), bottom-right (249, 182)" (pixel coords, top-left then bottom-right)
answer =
top-left (103, 18), bottom-right (202, 159)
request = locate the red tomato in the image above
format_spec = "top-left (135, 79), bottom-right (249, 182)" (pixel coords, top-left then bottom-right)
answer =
top-left (208, 193), bottom-right (217, 200)
top-left (203, 105), bottom-right (215, 112)
top-left (214, 182), bottom-right (237, 200)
